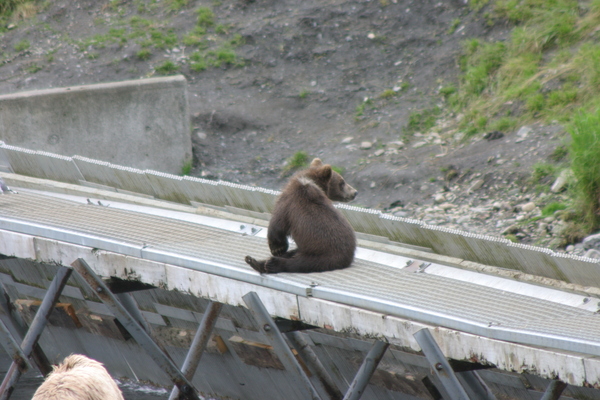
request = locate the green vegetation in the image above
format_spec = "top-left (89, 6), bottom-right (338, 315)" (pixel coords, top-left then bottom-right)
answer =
top-left (530, 162), bottom-right (556, 185)
top-left (378, 89), bottom-right (398, 99)
top-left (25, 62), bottom-right (41, 73)
top-left (405, 107), bottom-right (441, 136)
top-left (542, 202), bottom-right (567, 217)
top-left (196, 7), bottom-right (215, 27)
top-left (447, 0), bottom-right (600, 138)
top-left (71, 3), bottom-right (243, 73)
top-left (448, 18), bottom-right (461, 34)
top-left (136, 48), bottom-right (152, 61)
top-left (181, 158), bottom-right (193, 175)
top-left (154, 60), bottom-right (179, 75)
top-left (567, 110), bottom-right (600, 232)
top-left (14, 39), bottom-right (30, 52)
top-left (282, 151), bottom-right (309, 175)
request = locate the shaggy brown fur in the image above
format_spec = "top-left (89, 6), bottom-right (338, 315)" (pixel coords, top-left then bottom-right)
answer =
top-left (245, 158), bottom-right (357, 273)
top-left (32, 354), bottom-right (124, 400)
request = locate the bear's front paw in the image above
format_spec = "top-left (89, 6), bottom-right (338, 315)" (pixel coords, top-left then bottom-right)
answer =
top-left (245, 256), bottom-right (267, 273)
top-left (270, 246), bottom-right (287, 256)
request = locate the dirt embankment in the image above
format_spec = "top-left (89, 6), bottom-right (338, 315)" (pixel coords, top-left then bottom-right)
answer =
top-left (0, 0), bottom-right (567, 247)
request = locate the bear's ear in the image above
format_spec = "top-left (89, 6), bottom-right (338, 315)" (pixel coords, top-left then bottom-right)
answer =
top-left (310, 158), bottom-right (323, 168)
top-left (316, 165), bottom-right (332, 181)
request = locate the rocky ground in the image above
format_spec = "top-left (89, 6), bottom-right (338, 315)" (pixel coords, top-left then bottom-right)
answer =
top-left (0, 0), bottom-right (588, 254)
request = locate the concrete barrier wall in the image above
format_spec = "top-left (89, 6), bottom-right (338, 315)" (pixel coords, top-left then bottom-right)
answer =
top-left (0, 76), bottom-right (191, 175)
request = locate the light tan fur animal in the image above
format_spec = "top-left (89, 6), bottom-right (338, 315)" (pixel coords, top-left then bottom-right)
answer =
top-left (32, 354), bottom-right (124, 400)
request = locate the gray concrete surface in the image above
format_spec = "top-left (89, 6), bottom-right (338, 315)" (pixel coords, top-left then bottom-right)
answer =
top-left (0, 76), bottom-right (191, 175)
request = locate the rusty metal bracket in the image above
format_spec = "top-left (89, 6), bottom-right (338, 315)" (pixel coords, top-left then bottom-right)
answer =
top-left (0, 266), bottom-right (73, 400)
top-left (71, 258), bottom-right (201, 400)
top-left (168, 301), bottom-right (223, 400)
top-left (243, 291), bottom-right (323, 400)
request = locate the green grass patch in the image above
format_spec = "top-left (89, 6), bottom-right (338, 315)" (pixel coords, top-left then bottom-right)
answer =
top-left (136, 49), bottom-right (152, 61)
top-left (14, 39), bottom-right (30, 52)
top-left (530, 162), bottom-right (556, 184)
top-left (379, 89), bottom-right (398, 99)
top-left (449, 1), bottom-right (600, 138)
top-left (26, 63), bottom-right (41, 73)
top-left (197, 7), bottom-right (215, 27)
top-left (568, 110), bottom-right (600, 231)
top-left (155, 60), bottom-right (179, 75)
top-left (448, 18), bottom-right (461, 34)
top-left (542, 202), bottom-right (567, 217)
top-left (405, 107), bottom-right (441, 136)
top-left (282, 151), bottom-right (309, 175)
top-left (181, 158), bottom-right (193, 175)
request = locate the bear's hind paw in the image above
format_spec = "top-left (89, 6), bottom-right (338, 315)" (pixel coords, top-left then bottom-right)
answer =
top-left (245, 256), bottom-right (267, 273)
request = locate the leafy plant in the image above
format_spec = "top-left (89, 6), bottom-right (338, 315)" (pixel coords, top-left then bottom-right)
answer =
top-left (282, 151), bottom-right (309, 175)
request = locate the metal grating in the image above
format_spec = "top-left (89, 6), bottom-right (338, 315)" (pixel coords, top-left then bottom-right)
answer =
top-left (1, 192), bottom-right (600, 356)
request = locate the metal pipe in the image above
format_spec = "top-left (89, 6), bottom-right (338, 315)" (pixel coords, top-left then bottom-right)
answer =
top-left (342, 340), bottom-right (389, 400)
top-left (0, 266), bottom-right (73, 400)
top-left (540, 380), bottom-right (567, 400)
top-left (168, 301), bottom-right (223, 400)
top-left (0, 283), bottom-right (51, 376)
top-left (457, 370), bottom-right (497, 400)
top-left (243, 291), bottom-right (323, 400)
top-left (286, 331), bottom-right (343, 400)
top-left (414, 328), bottom-right (470, 400)
top-left (0, 319), bottom-right (31, 372)
top-left (71, 258), bottom-right (201, 400)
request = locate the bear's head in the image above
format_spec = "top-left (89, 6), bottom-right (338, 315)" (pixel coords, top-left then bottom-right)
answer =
top-left (308, 158), bottom-right (357, 202)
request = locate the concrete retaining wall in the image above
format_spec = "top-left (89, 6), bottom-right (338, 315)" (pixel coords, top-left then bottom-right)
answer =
top-left (0, 76), bottom-right (191, 175)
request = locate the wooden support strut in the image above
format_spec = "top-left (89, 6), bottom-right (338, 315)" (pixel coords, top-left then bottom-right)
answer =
top-left (0, 266), bottom-right (73, 400)
top-left (414, 328), bottom-right (497, 400)
top-left (242, 291), bottom-right (323, 400)
top-left (70, 258), bottom-right (201, 400)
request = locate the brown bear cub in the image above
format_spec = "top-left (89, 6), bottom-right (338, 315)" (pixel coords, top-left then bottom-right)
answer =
top-left (245, 158), bottom-right (357, 274)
